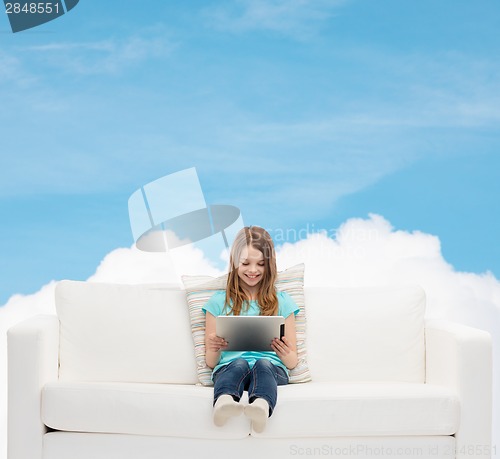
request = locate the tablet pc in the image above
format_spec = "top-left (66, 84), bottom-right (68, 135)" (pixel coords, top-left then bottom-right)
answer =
top-left (216, 316), bottom-right (285, 351)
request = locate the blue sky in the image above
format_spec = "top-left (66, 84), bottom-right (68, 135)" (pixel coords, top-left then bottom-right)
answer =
top-left (1, 0), bottom-right (499, 304)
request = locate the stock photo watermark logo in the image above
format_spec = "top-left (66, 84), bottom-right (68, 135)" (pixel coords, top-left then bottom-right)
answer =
top-left (128, 167), bottom-right (244, 273)
top-left (3, 0), bottom-right (79, 33)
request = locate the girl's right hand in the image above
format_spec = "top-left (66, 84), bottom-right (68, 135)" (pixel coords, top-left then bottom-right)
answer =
top-left (206, 332), bottom-right (228, 352)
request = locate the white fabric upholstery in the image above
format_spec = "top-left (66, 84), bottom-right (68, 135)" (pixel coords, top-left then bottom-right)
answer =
top-left (41, 381), bottom-right (459, 438)
top-left (255, 382), bottom-right (459, 438)
top-left (55, 281), bottom-right (198, 383)
top-left (7, 315), bottom-right (59, 459)
top-left (305, 285), bottom-right (426, 382)
top-left (42, 381), bottom-right (249, 439)
top-left (425, 319), bottom-right (493, 459)
top-left (43, 432), bottom-right (457, 459)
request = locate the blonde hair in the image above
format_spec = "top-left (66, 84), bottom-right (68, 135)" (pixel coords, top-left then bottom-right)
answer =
top-left (225, 226), bottom-right (278, 316)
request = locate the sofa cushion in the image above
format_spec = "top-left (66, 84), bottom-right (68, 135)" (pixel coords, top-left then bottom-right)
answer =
top-left (304, 285), bottom-right (426, 382)
top-left (41, 381), bottom-right (459, 439)
top-left (55, 281), bottom-right (198, 383)
top-left (254, 382), bottom-right (460, 438)
top-left (182, 263), bottom-right (311, 386)
top-left (42, 381), bottom-right (249, 439)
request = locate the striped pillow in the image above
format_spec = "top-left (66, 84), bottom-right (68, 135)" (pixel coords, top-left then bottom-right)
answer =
top-left (182, 263), bottom-right (311, 386)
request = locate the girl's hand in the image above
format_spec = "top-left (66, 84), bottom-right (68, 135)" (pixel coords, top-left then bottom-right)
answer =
top-left (206, 332), bottom-right (228, 352)
top-left (271, 336), bottom-right (292, 359)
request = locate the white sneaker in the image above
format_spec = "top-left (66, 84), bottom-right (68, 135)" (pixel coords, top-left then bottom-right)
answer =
top-left (213, 394), bottom-right (244, 427)
top-left (244, 398), bottom-right (269, 433)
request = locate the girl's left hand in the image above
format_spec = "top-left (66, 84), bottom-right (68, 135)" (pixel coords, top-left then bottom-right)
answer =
top-left (271, 336), bottom-right (292, 358)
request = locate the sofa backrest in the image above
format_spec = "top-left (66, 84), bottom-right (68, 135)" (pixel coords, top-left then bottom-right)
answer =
top-left (56, 280), bottom-right (198, 383)
top-left (304, 285), bottom-right (426, 383)
top-left (55, 281), bottom-right (425, 384)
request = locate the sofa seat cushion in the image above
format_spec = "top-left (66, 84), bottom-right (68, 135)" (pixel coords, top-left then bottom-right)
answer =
top-left (42, 381), bottom-right (460, 439)
top-left (255, 382), bottom-right (460, 438)
top-left (42, 382), bottom-right (249, 439)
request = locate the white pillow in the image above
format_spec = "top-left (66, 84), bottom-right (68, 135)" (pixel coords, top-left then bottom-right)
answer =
top-left (56, 280), bottom-right (198, 383)
top-left (182, 263), bottom-right (311, 386)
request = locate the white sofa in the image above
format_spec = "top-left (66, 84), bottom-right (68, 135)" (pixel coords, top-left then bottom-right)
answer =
top-left (7, 281), bottom-right (492, 459)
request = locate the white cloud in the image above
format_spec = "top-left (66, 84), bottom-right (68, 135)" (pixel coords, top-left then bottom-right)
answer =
top-left (0, 49), bottom-right (38, 88)
top-left (18, 30), bottom-right (177, 76)
top-left (1, 213), bottom-right (499, 458)
top-left (87, 244), bottom-right (225, 285)
top-left (333, 46), bottom-right (500, 129)
top-left (3, 40), bottom-right (498, 212)
top-left (204, 0), bottom-right (346, 38)
top-left (277, 214), bottom-right (499, 319)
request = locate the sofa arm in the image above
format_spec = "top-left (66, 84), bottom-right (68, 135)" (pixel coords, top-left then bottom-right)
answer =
top-left (7, 314), bottom-right (59, 459)
top-left (425, 319), bottom-right (492, 459)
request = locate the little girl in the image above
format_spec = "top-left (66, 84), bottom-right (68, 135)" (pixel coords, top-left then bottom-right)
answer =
top-left (203, 226), bottom-right (299, 432)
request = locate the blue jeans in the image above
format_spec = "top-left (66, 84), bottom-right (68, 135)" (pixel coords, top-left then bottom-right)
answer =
top-left (212, 358), bottom-right (289, 417)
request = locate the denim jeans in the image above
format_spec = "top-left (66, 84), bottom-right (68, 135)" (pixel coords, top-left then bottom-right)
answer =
top-left (212, 358), bottom-right (289, 417)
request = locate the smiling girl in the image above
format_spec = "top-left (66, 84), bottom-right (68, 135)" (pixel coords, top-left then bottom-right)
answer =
top-left (203, 226), bottom-right (299, 432)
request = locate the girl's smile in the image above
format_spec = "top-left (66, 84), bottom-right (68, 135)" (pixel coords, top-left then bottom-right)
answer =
top-left (238, 245), bottom-right (265, 292)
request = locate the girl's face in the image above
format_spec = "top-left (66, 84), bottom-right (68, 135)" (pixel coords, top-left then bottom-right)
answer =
top-left (237, 245), bottom-right (265, 290)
